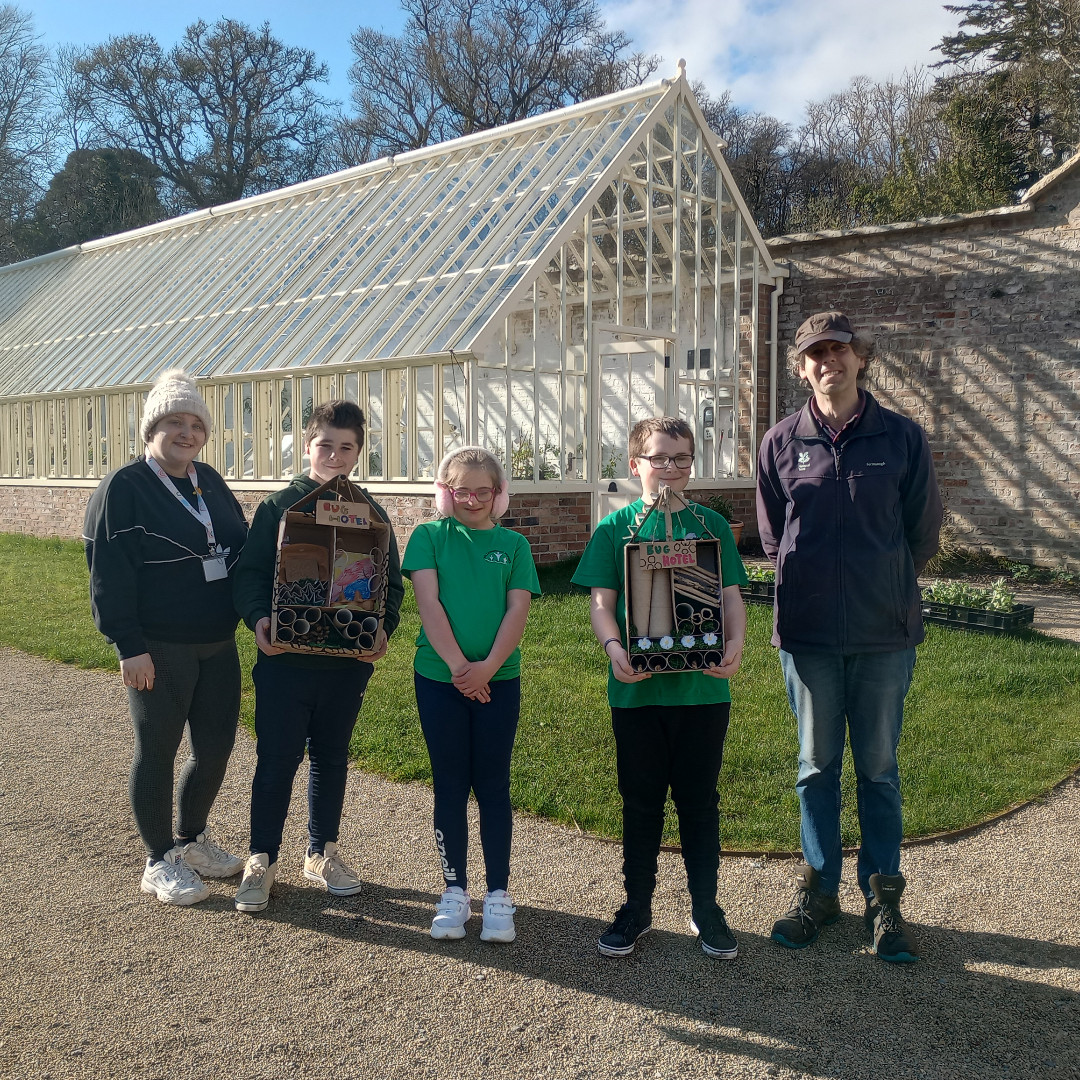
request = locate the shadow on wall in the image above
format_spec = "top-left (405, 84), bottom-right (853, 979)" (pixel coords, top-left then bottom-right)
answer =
top-left (775, 229), bottom-right (1080, 570)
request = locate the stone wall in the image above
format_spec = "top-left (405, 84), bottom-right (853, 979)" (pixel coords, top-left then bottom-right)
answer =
top-left (768, 176), bottom-right (1080, 571)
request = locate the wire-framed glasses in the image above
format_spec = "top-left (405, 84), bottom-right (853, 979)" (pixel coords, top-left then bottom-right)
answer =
top-left (450, 487), bottom-right (495, 503)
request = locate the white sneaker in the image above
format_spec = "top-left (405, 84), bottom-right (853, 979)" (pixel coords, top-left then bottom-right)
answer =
top-left (430, 887), bottom-right (471, 939)
top-left (179, 831), bottom-right (243, 878)
top-left (303, 841), bottom-right (363, 896)
top-left (140, 848), bottom-right (210, 906)
top-left (480, 889), bottom-right (517, 943)
top-left (235, 853), bottom-right (276, 913)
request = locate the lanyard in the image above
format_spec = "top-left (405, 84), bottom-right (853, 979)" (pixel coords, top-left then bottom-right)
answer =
top-left (144, 453), bottom-right (218, 552)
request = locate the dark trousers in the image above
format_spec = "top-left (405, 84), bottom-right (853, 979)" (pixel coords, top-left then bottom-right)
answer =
top-left (611, 702), bottom-right (731, 910)
top-left (128, 637), bottom-right (240, 861)
top-left (415, 673), bottom-right (520, 894)
top-left (250, 659), bottom-right (372, 863)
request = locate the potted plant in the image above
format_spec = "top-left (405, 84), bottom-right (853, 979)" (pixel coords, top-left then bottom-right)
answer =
top-left (921, 578), bottom-right (1035, 635)
top-left (700, 493), bottom-right (743, 547)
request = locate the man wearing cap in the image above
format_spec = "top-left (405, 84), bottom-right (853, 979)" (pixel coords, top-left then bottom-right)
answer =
top-left (756, 311), bottom-right (942, 962)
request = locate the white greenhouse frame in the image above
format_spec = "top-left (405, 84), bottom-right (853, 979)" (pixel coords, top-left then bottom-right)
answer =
top-left (0, 67), bottom-right (783, 522)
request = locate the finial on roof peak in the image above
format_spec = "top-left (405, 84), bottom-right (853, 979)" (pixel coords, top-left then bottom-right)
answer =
top-left (677, 59), bottom-right (686, 79)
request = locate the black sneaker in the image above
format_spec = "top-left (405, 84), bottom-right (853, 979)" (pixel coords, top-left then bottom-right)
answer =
top-left (690, 904), bottom-right (738, 959)
top-left (598, 902), bottom-right (652, 957)
top-left (771, 863), bottom-right (841, 949)
top-left (865, 872), bottom-right (919, 963)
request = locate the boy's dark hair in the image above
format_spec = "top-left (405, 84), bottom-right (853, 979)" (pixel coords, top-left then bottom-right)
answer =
top-left (628, 416), bottom-right (695, 458)
top-left (303, 400), bottom-right (366, 448)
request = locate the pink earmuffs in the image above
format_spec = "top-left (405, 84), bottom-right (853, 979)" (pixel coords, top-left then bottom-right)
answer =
top-left (434, 446), bottom-right (510, 519)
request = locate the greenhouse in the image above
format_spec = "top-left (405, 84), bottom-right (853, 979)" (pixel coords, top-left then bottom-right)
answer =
top-left (0, 64), bottom-right (783, 539)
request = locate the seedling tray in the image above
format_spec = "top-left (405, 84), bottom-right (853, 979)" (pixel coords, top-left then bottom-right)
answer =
top-left (739, 580), bottom-right (775, 606)
top-left (921, 601), bottom-right (1035, 636)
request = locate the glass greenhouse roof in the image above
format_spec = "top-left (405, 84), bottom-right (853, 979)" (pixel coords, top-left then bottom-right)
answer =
top-left (0, 72), bottom-right (777, 399)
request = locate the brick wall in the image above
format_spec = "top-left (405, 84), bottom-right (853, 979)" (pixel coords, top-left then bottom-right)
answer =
top-left (768, 175), bottom-right (1080, 571)
top-left (0, 482), bottom-right (594, 565)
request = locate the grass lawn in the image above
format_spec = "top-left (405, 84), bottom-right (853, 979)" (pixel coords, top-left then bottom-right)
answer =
top-left (4, 531), bottom-right (1080, 851)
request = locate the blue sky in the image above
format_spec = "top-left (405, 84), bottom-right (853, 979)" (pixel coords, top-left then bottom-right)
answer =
top-left (27, 0), bottom-right (962, 125)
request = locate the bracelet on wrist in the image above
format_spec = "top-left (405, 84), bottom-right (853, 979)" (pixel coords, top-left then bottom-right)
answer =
top-left (602, 636), bottom-right (622, 654)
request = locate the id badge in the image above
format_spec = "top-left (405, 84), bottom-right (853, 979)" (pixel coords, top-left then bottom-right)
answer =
top-left (202, 555), bottom-right (228, 582)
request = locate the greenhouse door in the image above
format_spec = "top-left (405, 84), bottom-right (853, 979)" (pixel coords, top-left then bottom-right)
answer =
top-left (594, 338), bottom-right (669, 525)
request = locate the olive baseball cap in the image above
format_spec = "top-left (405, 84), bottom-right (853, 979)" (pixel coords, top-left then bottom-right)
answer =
top-left (794, 311), bottom-right (854, 355)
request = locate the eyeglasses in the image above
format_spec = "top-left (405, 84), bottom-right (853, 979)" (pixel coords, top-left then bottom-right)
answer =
top-left (637, 454), bottom-right (694, 470)
top-left (450, 487), bottom-right (495, 503)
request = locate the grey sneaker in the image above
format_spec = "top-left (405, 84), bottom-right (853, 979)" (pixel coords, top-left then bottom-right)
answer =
top-left (771, 863), bottom-right (841, 949)
top-left (480, 889), bottom-right (517, 943)
top-left (866, 872), bottom-right (919, 963)
top-left (178, 831), bottom-right (242, 878)
top-left (234, 853), bottom-right (276, 913)
top-left (140, 848), bottom-right (209, 906)
top-left (303, 842), bottom-right (363, 896)
top-left (431, 887), bottom-right (472, 939)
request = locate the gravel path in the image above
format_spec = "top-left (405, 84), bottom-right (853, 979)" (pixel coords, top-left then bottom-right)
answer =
top-left (1, 645), bottom-right (1078, 1080)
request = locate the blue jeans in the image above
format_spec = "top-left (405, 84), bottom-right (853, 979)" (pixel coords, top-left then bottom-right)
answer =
top-left (779, 648), bottom-right (916, 899)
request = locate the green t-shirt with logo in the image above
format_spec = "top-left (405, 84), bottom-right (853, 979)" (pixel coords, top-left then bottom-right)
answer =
top-left (571, 499), bottom-right (748, 708)
top-left (403, 517), bottom-right (542, 683)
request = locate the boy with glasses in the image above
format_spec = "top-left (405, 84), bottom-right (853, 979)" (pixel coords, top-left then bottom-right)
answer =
top-left (572, 417), bottom-right (748, 958)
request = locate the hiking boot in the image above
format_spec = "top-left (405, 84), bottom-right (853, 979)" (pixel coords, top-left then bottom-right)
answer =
top-left (865, 873), bottom-right (919, 963)
top-left (303, 842), bottom-right (363, 896)
top-left (598, 901), bottom-right (652, 957)
top-left (771, 863), bottom-right (841, 949)
top-left (140, 848), bottom-right (210, 906)
top-left (234, 853), bottom-right (276, 913)
top-left (479, 889), bottom-right (517, 943)
top-left (690, 903), bottom-right (738, 959)
top-left (431, 887), bottom-right (472, 939)
top-left (178, 831), bottom-right (243, 879)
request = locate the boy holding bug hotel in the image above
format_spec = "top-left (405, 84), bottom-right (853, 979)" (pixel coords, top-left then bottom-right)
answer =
top-left (231, 400), bottom-right (404, 913)
top-left (572, 416), bottom-right (747, 959)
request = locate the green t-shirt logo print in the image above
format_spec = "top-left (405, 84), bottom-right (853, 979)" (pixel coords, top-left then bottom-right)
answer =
top-left (484, 550), bottom-right (511, 565)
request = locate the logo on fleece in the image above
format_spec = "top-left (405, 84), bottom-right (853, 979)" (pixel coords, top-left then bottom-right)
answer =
top-left (797, 451), bottom-right (811, 471)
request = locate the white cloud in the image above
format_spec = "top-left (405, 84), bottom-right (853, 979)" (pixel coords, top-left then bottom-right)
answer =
top-left (602, 0), bottom-right (961, 125)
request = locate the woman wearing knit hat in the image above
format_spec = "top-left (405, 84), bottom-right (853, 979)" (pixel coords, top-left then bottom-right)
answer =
top-left (83, 369), bottom-right (249, 905)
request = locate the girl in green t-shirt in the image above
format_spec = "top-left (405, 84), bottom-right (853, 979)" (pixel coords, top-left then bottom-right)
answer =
top-left (402, 446), bottom-right (541, 944)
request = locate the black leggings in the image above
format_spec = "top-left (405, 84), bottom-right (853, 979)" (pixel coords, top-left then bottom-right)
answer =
top-left (127, 637), bottom-right (241, 861)
top-left (611, 702), bottom-right (730, 910)
top-left (415, 673), bottom-right (520, 894)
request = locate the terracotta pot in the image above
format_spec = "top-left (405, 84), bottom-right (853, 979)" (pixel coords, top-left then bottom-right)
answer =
top-left (727, 519), bottom-right (744, 547)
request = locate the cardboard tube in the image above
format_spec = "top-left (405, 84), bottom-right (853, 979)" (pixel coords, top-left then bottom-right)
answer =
top-left (647, 653), bottom-right (668, 671)
top-left (630, 654), bottom-right (649, 673)
top-left (302, 607), bottom-right (322, 624)
top-left (276, 626), bottom-right (295, 642)
top-left (628, 558), bottom-right (652, 638)
top-left (360, 616), bottom-right (379, 634)
top-left (355, 633), bottom-right (375, 651)
top-left (276, 608), bottom-right (296, 626)
top-left (333, 609), bottom-right (353, 627)
top-left (292, 619), bottom-right (310, 636)
top-left (648, 569), bottom-right (673, 638)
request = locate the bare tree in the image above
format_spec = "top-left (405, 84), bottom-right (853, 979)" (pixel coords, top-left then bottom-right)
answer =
top-left (345, 0), bottom-right (658, 162)
top-left (0, 4), bottom-right (53, 261)
top-left (75, 19), bottom-right (335, 209)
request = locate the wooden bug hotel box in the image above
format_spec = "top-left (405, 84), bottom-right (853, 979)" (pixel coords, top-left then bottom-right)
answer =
top-left (622, 493), bottom-right (726, 674)
top-left (270, 475), bottom-right (391, 657)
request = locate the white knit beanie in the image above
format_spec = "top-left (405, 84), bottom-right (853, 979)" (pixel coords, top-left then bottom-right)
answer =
top-left (141, 369), bottom-right (213, 443)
